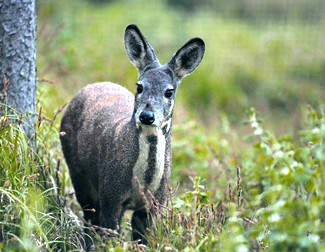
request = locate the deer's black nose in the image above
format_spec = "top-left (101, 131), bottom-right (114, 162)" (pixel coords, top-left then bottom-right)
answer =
top-left (139, 111), bottom-right (155, 125)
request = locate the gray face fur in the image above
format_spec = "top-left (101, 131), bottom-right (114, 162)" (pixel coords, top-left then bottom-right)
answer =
top-left (134, 68), bottom-right (175, 131)
top-left (125, 24), bottom-right (205, 131)
top-left (60, 24), bottom-right (205, 249)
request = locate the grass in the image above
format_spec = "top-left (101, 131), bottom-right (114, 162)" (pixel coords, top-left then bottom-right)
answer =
top-left (1, 99), bottom-right (324, 251)
top-left (1, 0), bottom-right (325, 251)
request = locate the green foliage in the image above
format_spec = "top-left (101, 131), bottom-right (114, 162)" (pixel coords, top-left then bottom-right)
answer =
top-left (241, 106), bottom-right (325, 251)
top-left (162, 105), bottom-right (324, 252)
top-left (1, 99), bottom-right (324, 251)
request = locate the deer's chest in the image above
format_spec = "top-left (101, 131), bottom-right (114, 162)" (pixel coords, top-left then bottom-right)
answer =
top-left (131, 128), bottom-right (166, 206)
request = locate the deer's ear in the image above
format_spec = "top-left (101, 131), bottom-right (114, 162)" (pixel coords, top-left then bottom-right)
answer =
top-left (124, 24), bottom-right (159, 73)
top-left (167, 38), bottom-right (205, 81)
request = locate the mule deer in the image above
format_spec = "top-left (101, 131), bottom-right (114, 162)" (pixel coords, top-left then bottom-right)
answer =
top-left (60, 24), bottom-right (205, 247)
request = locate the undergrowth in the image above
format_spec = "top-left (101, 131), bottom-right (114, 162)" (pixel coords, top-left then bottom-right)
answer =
top-left (0, 103), bottom-right (84, 251)
top-left (1, 100), bottom-right (324, 251)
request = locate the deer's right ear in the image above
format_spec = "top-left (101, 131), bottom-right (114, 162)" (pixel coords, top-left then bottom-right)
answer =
top-left (124, 24), bottom-right (159, 74)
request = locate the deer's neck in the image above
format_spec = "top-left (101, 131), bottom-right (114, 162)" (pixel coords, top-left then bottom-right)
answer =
top-left (132, 122), bottom-right (171, 207)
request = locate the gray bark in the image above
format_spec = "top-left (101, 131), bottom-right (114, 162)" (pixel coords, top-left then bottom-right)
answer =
top-left (0, 0), bottom-right (37, 139)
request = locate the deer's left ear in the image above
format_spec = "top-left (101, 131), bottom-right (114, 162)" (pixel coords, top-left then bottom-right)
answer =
top-left (167, 38), bottom-right (205, 81)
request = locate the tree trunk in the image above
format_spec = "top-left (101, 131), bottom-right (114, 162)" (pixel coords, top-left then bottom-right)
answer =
top-left (0, 0), bottom-right (37, 139)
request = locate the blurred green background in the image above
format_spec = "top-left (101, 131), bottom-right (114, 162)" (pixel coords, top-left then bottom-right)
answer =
top-left (36, 0), bottom-right (325, 134)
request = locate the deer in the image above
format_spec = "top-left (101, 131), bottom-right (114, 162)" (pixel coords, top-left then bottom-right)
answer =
top-left (60, 24), bottom-right (205, 248)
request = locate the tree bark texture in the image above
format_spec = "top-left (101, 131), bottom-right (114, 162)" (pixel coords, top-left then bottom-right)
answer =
top-left (0, 0), bottom-right (37, 138)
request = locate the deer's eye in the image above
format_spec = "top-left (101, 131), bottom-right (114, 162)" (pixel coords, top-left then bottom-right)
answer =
top-left (136, 83), bottom-right (143, 94)
top-left (165, 89), bottom-right (174, 98)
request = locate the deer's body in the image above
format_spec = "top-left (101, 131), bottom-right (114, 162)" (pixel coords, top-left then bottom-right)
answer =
top-left (61, 82), bottom-right (171, 222)
top-left (60, 25), bottom-right (204, 248)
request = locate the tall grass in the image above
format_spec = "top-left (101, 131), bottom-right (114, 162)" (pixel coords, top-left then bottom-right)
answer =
top-left (1, 96), bottom-right (324, 251)
top-left (0, 103), bottom-right (85, 251)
